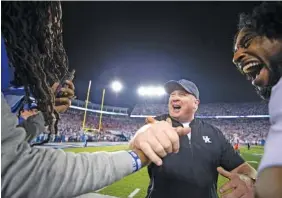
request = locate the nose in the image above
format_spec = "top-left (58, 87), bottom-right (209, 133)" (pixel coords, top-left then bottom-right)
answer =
top-left (233, 48), bottom-right (246, 69)
top-left (170, 94), bottom-right (180, 102)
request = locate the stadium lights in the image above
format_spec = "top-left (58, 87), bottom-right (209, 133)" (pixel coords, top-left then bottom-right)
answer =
top-left (137, 86), bottom-right (166, 97)
top-left (111, 81), bottom-right (123, 92)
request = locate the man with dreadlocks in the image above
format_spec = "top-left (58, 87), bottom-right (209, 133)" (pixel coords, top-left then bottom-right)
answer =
top-left (1, 2), bottom-right (190, 198)
top-left (222, 2), bottom-right (282, 198)
top-left (1, 0), bottom-right (75, 145)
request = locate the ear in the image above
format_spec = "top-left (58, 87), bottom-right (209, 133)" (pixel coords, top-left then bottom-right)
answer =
top-left (194, 99), bottom-right (200, 111)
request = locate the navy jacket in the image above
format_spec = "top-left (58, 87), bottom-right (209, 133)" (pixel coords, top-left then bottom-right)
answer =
top-left (146, 114), bottom-right (244, 198)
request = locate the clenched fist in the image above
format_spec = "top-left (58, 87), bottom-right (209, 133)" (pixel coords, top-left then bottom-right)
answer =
top-left (130, 117), bottom-right (190, 166)
top-left (51, 80), bottom-right (75, 113)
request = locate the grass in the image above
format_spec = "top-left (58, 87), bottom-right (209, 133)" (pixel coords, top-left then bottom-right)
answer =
top-left (64, 145), bottom-right (263, 198)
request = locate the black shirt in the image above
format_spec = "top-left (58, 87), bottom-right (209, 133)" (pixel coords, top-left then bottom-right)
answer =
top-left (146, 115), bottom-right (245, 198)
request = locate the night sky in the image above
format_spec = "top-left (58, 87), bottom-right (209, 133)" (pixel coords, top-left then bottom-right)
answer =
top-left (61, 1), bottom-right (263, 108)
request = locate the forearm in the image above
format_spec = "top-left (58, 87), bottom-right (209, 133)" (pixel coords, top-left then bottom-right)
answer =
top-left (255, 167), bottom-right (282, 198)
top-left (1, 94), bottom-right (134, 198)
top-left (2, 144), bottom-right (134, 198)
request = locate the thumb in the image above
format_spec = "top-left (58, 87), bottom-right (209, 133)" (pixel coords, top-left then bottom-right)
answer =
top-left (175, 126), bottom-right (191, 136)
top-left (166, 117), bottom-right (172, 126)
top-left (217, 167), bottom-right (232, 179)
top-left (146, 117), bottom-right (157, 124)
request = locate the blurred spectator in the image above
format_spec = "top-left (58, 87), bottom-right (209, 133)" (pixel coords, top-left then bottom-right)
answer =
top-left (31, 101), bottom-right (269, 145)
top-left (131, 102), bottom-right (268, 116)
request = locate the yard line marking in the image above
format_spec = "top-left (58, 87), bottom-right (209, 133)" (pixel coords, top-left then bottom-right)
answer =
top-left (96, 186), bottom-right (106, 192)
top-left (128, 188), bottom-right (140, 198)
top-left (252, 153), bottom-right (263, 156)
top-left (247, 161), bottom-right (258, 164)
top-left (76, 193), bottom-right (118, 198)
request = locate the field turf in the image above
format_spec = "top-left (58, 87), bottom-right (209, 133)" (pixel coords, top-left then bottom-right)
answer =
top-left (64, 145), bottom-right (263, 198)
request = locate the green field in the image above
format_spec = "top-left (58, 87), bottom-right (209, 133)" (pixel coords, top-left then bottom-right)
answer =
top-left (64, 145), bottom-right (263, 198)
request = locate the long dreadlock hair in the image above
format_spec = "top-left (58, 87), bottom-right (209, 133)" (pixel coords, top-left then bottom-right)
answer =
top-left (1, 1), bottom-right (69, 134)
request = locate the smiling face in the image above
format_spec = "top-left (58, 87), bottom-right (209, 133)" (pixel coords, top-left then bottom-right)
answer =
top-left (233, 28), bottom-right (282, 99)
top-left (168, 89), bottom-right (199, 123)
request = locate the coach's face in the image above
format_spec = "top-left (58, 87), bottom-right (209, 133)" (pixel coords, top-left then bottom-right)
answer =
top-left (168, 89), bottom-right (199, 123)
top-left (233, 28), bottom-right (282, 95)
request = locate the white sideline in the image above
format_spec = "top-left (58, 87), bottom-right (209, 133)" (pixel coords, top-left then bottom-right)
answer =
top-left (247, 161), bottom-right (258, 164)
top-left (96, 187), bottom-right (107, 192)
top-left (76, 193), bottom-right (118, 198)
top-left (128, 188), bottom-right (140, 198)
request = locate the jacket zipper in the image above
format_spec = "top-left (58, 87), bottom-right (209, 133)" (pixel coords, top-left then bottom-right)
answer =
top-left (147, 175), bottom-right (155, 198)
top-left (189, 138), bottom-right (191, 147)
top-left (189, 135), bottom-right (193, 158)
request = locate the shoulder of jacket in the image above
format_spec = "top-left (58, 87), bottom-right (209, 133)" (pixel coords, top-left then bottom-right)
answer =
top-left (194, 119), bottom-right (222, 134)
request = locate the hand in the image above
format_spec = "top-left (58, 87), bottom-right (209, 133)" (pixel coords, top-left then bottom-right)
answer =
top-left (217, 167), bottom-right (254, 198)
top-left (51, 80), bottom-right (75, 113)
top-left (129, 117), bottom-right (190, 166)
top-left (20, 110), bottom-right (36, 120)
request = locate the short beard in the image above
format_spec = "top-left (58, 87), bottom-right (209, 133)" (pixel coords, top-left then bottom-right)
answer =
top-left (255, 64), bottom-right (282, 100)
top-left (255, 86), bottom-right (272, 100)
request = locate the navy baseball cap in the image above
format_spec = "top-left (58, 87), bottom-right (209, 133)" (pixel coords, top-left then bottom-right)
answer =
top-left (164, 79), bottom-right (200, 99)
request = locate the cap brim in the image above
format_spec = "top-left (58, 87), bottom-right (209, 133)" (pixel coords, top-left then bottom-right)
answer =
top-left (164, 80), bottom-right (186, 94)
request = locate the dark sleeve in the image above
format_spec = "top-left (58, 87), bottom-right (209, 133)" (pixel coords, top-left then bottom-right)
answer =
top-left (146, 165), bottom-right (154, 198)
top-left (216, 127), bottom-right (245, 171)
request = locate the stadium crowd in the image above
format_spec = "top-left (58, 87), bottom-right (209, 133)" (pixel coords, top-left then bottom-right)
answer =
top-left (54, 109), bottom-right (142, 142)
top-left (205, 118), bottom-right (268, 144)
top-left (131, 102), bottom-right (268, 116)
top-left (33, 101), bottom-right (269, 145)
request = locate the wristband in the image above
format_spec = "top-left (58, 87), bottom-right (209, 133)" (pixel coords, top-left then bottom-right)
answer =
top-left (128, 150), bottom-right (142, 173)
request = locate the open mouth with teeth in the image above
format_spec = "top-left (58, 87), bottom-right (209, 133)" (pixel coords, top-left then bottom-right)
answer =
top-left (172, 104), bottom-right (181, 111)
top-left (241, 61), bottom-right (264, 82)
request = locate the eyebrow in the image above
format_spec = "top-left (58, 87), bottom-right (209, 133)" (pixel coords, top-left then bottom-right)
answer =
top-left (239, 33), bottom-right (254, 45)
top-left (234, 31), bottom-right (257, 52)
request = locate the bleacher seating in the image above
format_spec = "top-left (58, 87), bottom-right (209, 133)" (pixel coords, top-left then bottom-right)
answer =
top-left (40, 101), bottom-right (269, 144)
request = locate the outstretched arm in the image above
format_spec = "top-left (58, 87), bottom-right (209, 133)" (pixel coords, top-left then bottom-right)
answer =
top-left (1, 94), bottom-right (135, 198)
